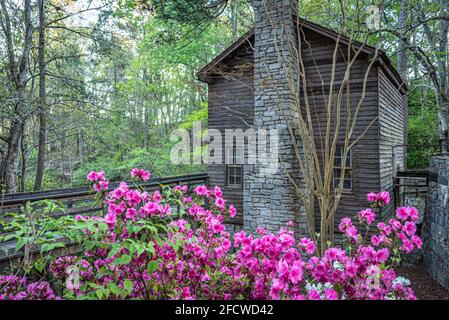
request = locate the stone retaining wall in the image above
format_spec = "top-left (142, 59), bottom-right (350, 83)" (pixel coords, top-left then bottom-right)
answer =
top-left (422, 155), bottom-right (449, 290)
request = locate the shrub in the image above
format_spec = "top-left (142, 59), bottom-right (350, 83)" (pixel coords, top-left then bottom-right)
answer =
top-left (1, 169), bottom-right (421, 300)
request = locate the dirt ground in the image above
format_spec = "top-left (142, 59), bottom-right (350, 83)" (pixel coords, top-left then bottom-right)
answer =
top-left (395, 265), bottom-right (449, 300)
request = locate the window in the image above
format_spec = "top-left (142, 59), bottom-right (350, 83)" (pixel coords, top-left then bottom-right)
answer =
top-left (333, 146), bottom-right (353, 190)
top-left (226, 145), bottom-right (243, 187)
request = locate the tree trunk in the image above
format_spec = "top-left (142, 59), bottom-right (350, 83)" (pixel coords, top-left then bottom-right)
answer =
top-left (20, 128), bottom-right (26, 192)
top-left (78, 127), bottom-right (84, 165)
top-left (144, 105), bottom-right (149, 149)
top-left (231, 0), bottom-right (238, 41)
top-left (437, 0), bottom-right (449, 151)
top-left (397, 0), bottom-right (408, 82)
top-left (60, 134), bottom-right (65, 183)
top-left (0, 0), bottom-right (33, 193)
top-left (34, 0), bottom-right (47, 191)
top-left (437, 97), bottom-right (449, 152)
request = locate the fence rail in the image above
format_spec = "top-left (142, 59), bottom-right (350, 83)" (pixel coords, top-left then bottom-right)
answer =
top-left (0, 173), bottom-right (208, 264)
top-left (0, 172), bottom-right (208, 208)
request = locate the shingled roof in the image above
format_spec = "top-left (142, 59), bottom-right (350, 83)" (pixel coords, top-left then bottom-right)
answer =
top-left (198, 18), bottom-right (406, 93)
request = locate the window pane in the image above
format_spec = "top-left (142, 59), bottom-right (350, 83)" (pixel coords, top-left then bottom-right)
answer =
top-left (345, 151), bottom-right (351, 168)
top-left (227, 166), bottom-right (233, 184)
top-left (235, 166), bottom-right (242, 176)
top-left (333, 169), bottom-right (340, 189)
top-left (344, 178), bottom-right (352, 189)
top-left (333, 146), bottom-right (353, 189)
top-left (335, 156), bottom-right (341, 167)
top-left (336, 146), bottom-right (342, 157)
top-left (227, 166), bottom-right (242, 186)
top-left (235, 175), bottom-right (241, 185)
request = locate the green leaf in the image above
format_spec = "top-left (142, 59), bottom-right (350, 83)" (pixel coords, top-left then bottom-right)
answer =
top-left (109, 283), bottom-right (121, 296)
top-left (120, 254), bottom-right (132, 265)
top-left (147, 242), bottom-right (155, 255)
top-left (95, 289), bottom-right (104, 299)
top-left (15, 238), bottom-right (25, 251)
top-left (102, 288), bottom-right (111, 299)
top-left (147, 260), bottom-right (158, 273)
top-left (34, 261), bottom-right (45, 273)
top-left (123, 279), bottom-right (133, 293)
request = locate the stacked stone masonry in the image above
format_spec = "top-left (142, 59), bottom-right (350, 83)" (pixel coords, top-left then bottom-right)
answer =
top-left (243, 0), bottom-right (307, 236)
top-left (422, 155), bottom-right (449, 290)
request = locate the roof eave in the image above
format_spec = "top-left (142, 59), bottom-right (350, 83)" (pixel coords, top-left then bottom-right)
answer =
top-left (197, 29), bottom-right (254, 83)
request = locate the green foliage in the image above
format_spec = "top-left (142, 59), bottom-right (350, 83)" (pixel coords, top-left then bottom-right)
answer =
top-left (0, 200), bottom-right (69, 275)
top-left (407, 88), bottom-right (440, 169)
top-left (138, 0), bottom-right (228, 25)
top-left (72, 140), bottom-right (205, 185)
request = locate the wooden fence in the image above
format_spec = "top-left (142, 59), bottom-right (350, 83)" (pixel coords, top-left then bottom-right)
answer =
top-left (0, 173), bottom-right (208, 264)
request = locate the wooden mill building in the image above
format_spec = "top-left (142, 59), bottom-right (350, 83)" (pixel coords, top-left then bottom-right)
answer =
top-left (198, 3), bottom-right (407, 234)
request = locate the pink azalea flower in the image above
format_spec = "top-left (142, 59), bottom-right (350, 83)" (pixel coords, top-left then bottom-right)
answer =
top-left (213, 186), bottom-right (223, 198)
top-left (228, 205), bottom-right (237, 218)
top-left (389, 219), bottom-right (402, 231)
top-left (324, 289), bottom-right (338, 300)
top-left (289, 261), bottom-right (303, 284)
top-left (152, 190), bottom-right (162, 202)
top-left (403, 221), bottom-right (417, 236)
top-left (375, 248), bottom-right (389, 263)
top-left (338, 217), bottom-right (353, 233)
top-left (396, 207), bottom-right (411, 221)
top-left (182, 196), bottom-right (193, 204)
top-left (87, 171), bottom-right (98, 181)
top-left (401, 239), bottom-right (414, 253)
top-left (345, 226), bottom-right (359, 242)
top-left (97, 171), bottom-right (105, 181)
top-left (377, 222), bottom-right (392, 236)
top-left (367, 192), bottom-right (377, 202)
top-left (371, 234), bottom-right (386, 247)
top-left (180, 287), bottom-right (192, 300)
top-left (104, 212), bottom-right (116, 227)
top-left (358, 208), bottom-right (376, 225)
top-left (125, 208), bottom-right (137, 219)
top-left (222, 239), bottom-right (231, 251)
top-left (308, 289), bottom-right (321, 300)
top-left (215, 197), bottom-right (226, 211)
top-left (173, 185), bottom-right (188, 193)
top-left (269, 279), bottom-right (282, 300)
top-left (256, 226), bottom-right (265, 235)
top-left (345, 262), bottom-right (358, 277)
top-left (411, 235), bottom-right (422, 249)
top-left (194, 185), bottom-right (209, 196)
top-left (130, 168), bottom-right (151, 181)
top-left (377, 191), bottom-right (390, 205)
top-left (299, 238), bottom-right (316, 255)
top-left (409, 207), bottom-right (419, 222)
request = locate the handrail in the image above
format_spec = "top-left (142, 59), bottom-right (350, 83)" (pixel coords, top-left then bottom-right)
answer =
top-left (0, 172), bottom-right (208, 207)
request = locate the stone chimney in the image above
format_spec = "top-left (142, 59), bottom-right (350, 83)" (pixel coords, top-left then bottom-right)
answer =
top-left (243, 0), bottom-right (306, 234)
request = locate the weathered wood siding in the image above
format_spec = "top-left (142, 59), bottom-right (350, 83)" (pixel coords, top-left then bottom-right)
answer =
top-left (297, 29), bottom-right (381, 234)
top-left (205, 27), bottom-right (405, 233)
top-left (207, 43), bottom-right (254, 225)
top-left (378, 68), bottom-right (406, 215)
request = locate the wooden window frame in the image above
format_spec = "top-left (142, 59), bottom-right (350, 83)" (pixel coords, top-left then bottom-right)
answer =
top-left (333, 145), bottom-right (353, 191)
top-left (225, 145), bottom-right (243, 189)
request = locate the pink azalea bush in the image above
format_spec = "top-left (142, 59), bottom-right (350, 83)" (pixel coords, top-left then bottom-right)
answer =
top-left (0, 275), bottom-right (59, 300)
top-left (0, 169), bottom-right (421, 300)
